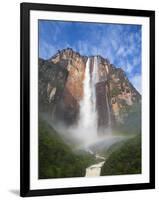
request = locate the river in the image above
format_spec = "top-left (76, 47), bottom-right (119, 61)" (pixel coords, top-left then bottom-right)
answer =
top-left (85, 154), bottom-right (106, 177)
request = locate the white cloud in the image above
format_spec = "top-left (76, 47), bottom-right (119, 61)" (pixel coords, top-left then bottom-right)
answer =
top-left (132, 57), bottom-right (140, 67)
top-left (39, 40), bottom-right (57, 59)
top-left (39, 21), bottom-right (141, 83)
top-left (111, 39), bottom-right (119, 51)
top-left (126, 62), bottom-right (133, 74)
top-left (116, 46), bottom-right (125, 56)
top-left (76, 40), bottom-right (90, 56)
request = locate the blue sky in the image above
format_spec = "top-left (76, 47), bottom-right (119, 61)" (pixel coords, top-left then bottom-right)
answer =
top-left (39, 20), bottom-right (141, 93)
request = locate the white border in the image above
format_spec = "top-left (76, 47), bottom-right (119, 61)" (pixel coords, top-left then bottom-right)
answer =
top-left (30, 10), bottom-right (150, 190)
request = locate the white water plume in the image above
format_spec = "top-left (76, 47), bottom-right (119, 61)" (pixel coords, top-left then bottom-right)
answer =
top-left (76, 57), bottom-right (98, 145)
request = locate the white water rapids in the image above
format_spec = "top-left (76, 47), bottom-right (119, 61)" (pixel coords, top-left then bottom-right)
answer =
top-left (85, 153), bottom-right (106, 177)
top-left (85, 161), bottom-right (105, 177)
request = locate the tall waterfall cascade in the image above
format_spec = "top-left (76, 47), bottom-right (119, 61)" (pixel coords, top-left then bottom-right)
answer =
top-left (77, 57), bottom-right (98, 143)
top-left (77, 56), bottom-right (112, 145)
top-left (106, 90), bottom-right (111, 126)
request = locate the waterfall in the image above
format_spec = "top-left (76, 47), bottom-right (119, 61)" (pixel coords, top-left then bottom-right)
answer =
top-left (92, 56), bottom-right (98, 111)
top-left (77, 57), bottom-right (98, 144)
top-left (106, 86), bottom-right (111, 126)
top-left (76, 56), bottom-right (112, 145)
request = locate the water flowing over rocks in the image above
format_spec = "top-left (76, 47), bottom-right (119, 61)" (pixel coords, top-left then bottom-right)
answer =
top-left (85, 161), bottom-right (105, 177)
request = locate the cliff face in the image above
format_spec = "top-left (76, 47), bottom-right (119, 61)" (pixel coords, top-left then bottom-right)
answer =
top-left (109, 65), bottom-right (141, 124)
top-left (39, 49), bottom-right (86, 124)
top-left (39, 48), bottom-right (141, 129)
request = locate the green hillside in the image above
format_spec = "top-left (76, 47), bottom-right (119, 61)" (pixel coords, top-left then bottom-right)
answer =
top-left (39, 118), bottom-right (95, 179)
top-left (101, 135), bottom-right (141, 176)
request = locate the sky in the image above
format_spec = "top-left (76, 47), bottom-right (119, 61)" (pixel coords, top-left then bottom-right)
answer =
top-left (39, 20), bottom-right (141, 93)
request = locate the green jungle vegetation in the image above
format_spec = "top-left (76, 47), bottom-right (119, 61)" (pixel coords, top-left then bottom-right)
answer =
top-left (39, 101), bottom-right (141, 178)
top-left (101, 134), bottom-right (141, 176)
top-left (101, 102), bottom-right (141, 176)
top-left (38, 118), bottom-right (95, 179)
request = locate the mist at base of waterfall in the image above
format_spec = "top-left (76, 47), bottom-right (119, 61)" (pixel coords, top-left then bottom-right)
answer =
top-left (44, 112), bottom-right (129, 156)
top-left (74, 130), bottom-right (129, 154)
top-left (53, 121), bottom-right (128, 153)
top-left (84, 134), bottom-right (129, 153)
